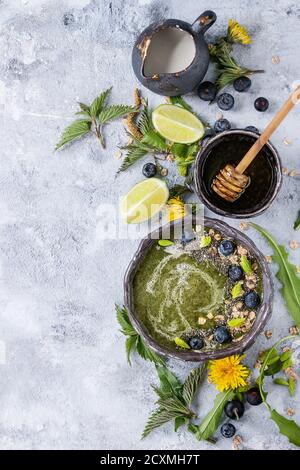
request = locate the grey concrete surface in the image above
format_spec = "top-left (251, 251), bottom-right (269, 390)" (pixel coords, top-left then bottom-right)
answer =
top-left (0, 0), bottom-right (299, 450)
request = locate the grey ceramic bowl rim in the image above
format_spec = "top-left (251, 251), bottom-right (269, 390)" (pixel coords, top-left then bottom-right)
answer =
top-left (193, 129), bottom-right (283, 219)
top-left (124, 217), bottom-right (274, 362)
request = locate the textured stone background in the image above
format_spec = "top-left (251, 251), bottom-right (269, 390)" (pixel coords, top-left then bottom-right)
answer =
top-left (0, 0), bottom-right (299, 450)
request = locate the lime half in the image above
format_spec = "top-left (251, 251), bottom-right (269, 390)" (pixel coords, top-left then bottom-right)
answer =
top-left (120, 178), bottom-right (169, 224)
top-left (152, 104), bottom-right (205, 144)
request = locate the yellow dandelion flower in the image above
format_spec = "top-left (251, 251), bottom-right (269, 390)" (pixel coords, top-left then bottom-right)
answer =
top-left (208, 354), bottom-right (250, 392)
top-left (227, 19), bottom-right (252, 45)
top-left (167, 196), bottom-right (187, 221)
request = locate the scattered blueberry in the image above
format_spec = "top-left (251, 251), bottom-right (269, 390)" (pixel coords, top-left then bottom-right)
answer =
top-left (245, 126), bottom-right (259, 133)
top-left (218, 240), bottom-right (236, 256)
top-left (189, 336), bottom-right (204, 350)
top-left (197, 81), bottom-right (217, 101)
top-left (244, 291), bottom-right (260, 308)
top-left (225, 400), bottom-right (245, 420)
top-left (217, 93), bottom-right (235, 111)
top-left (221, 422), bottom-right (236, 438)
top-left (228, 265), bottom-right (244, 282)
top-left (142, 162), bottom-right (157, 178)
top-left (214, 326), bottom-right (231, 344)
top-left (214, 118), bottom-right (231, 133)
top-left (233, 76), bottom-right (252, 92)
top-left (254, 97), bottom-right (269, 112)
top-left (245, 387), bottom-right (263, 406)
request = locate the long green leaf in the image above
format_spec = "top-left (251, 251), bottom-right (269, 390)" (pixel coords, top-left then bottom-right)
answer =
top-left (294, 211), bottom-right (300, 230)
top-left (138, 101), bottom-right (153, 135)
top-left (90, 87), bottom-right (112, 118)
top-left (251, 223), bottom-right (300, 327)
top-left (136, 336), bottom-right (165, 365)
top-left (98, 105), bottom-right (136, 125)
top-left (125, 336), bottom-right (138, 365)
top-left (155, 365), bottom-right (182, 398)
top-left (182, 365), bottom-right (206, 405)
top-left (55, 120), bottom-right (91, 150)
top-left (196, 389), bottom-right (235, 440)
top-left (269, 410), bottom-right (300, 447)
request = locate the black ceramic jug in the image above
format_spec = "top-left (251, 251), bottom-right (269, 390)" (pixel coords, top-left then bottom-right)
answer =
top-left (132, 11), bottom-right (217, 96)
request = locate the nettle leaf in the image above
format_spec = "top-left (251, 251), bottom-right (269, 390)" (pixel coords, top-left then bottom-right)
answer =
top-left (136, 336), bottom-right (165, 365)
top-left (138, 102), bottom-right (154, 135)
top-left (98, 105), bottom-right (136, 125)
top-left (142, 130), bottom-right (168, 151)
top-left (117, 146), bottom-right (148, 173)
top-left (196, 389), bottom-right (235, 440)
top-left (174, 416), bottom-right (189, 432)
top-left (125, 335), bottom-right (138, 365)
top-left (169, 95), bottom-right (193, 112)
top-left (78, 102), bottom-right (91, 114)
top-left (142, 408), bottom-right (181, 439)
top-left (251, 224), bottom-right (300, 327)
top-left (171, 143), bottom-right (189, 158)
top-left (228, 317), bottom-right (245, 328)
top-left (182, 365), bottom-right (206, 405)
top-left (240, 255), bottom-right (253, 274)
top-left (200, 235), bottom-right (212, 248)
top-left (90, 87), bottom-right (112, 118)
top-left (231, 282), bottom-right (244, 299)
top-left (55, 120), bottom-right (91, 150)
top-left (115, 304), bottom-right (136, 336)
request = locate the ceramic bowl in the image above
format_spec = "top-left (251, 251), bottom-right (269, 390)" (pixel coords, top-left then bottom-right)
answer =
top-left (124, 218), bottom-right (273, 362)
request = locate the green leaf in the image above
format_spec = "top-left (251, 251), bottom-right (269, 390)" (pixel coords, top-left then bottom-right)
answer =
top-left (282, 357), bottom-right (293, 369)
top-left (125, 335), bottom-right (138, 365)
top-left (138, 101), bottom-right (153, 135)
top-left (240, 255), bottom-right (253, 274)
top-left (90, 87), bottom-right (112, 118)
top-left (269, 409), bottom-right (300, 447)
top-left (155, 365), bottom-right (183, 399)
top-left (289, 377), bottom-right (296, 396)
top-left (171, 143), bottom-right (189, 158)
top-left (136, 336), bottom-right (165, 365)
top-left (175, 337), bottom-right (191, 349)
top-left (142, 408), bottom-right (181, 439)
top-left (142, 130), bottom-right (168, 151)
top-left (98, 105), bottom-right (136, 125)
top-left (264, 358), bottom-right (283, 376)
top-left (168, 185), bottom-right (190, 199)
top-left (174, 416), bottom-right (189, 432)
top-left (182, 365), bottom-right (207, 405)
top-left (200, 235), bottom-right (212, 248)
top-left (231, 282), bottom-right (244, 299)
top-left (251, 223), bottom-right (300, 327)
top-left (156, 396), bottom-right (192, 416)
top-left (117, 146), bottom-right (148, 173)
top-left (228, 317), bottom-right (246, 328)
top-left (273, 378), bottom-right (289, 386)
top-left (55, 120), bottom-right (91, 150)
top-left (280, 350), bottom-right (292, 362)
top-left (78, 102), bottom-right (91, 114)
top-left (158, 240), bottom-right (174, 247)
top-left (294, 211), bottom-right (300, 230)
top-left (115, 304), bottom-right (136, 336)
top-left (196, 390), bottom-right (235, 440)
top-left (169, 95), bottom-right (193, 112)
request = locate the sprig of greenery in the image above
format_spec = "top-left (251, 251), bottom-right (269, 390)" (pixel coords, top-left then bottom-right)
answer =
top-left (115, 304), bottom-right (164, 365)
top-left (251, 224), bottom-right (300, 328)
top-left (258, 336), bottom-right (300, 447)
top-left (142, 364), bottom-right (206, 438)
top-left (55, 87), bottom-right (136, 150)
top-left (294, 211), bottom-right (300, 230)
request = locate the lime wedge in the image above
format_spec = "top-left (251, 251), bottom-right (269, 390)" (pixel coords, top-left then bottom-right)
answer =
top-left (120, 178), bottom-right (169, 224)
top-left (152, 104), bottom-right (205, 144)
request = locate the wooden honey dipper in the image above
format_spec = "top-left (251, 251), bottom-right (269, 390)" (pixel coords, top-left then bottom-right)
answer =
top-left (212, 85), bottom-right (300, 202)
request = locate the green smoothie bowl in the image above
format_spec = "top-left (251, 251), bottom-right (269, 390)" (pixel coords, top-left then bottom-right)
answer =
top-left (124, 218), bottom-right (273, 361)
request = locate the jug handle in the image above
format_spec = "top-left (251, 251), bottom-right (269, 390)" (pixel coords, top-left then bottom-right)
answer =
top-left (192, 11), bottom-right (217, 35)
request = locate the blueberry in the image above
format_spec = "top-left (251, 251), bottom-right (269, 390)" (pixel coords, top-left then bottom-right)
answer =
top-left (245, 387), bottom-right (263, 406)
top-left (197, 81), bottom-right (217, 101)
top-left (214, 118), bottom-right (231, 133)
top-left (142, 162), bottom-right (157, 178)
top-left (228, 265), bottom-right (244, 282)
top-left (217, 93), bottom-right (235, 111)
top-left (233, 76), bottom-right (252, 92)
top-left (254, 97), bottom-right (269, 112)
top-left (221, 422), bottom-right (236, 438)
top-left (181, 232), bottom-right (195, 245)
top-left (225, 400), bottom-right (245, 420)
top-left (245, 126), bottom-right (259, 133)
top-left (214, 326), bottom-right (231, 344)
top-left (189, 336), bottom-right (204, 350)
top-left (244, 291), bottom-right (260, 308)
top-left (218, 240), bottom-right (236, 256)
